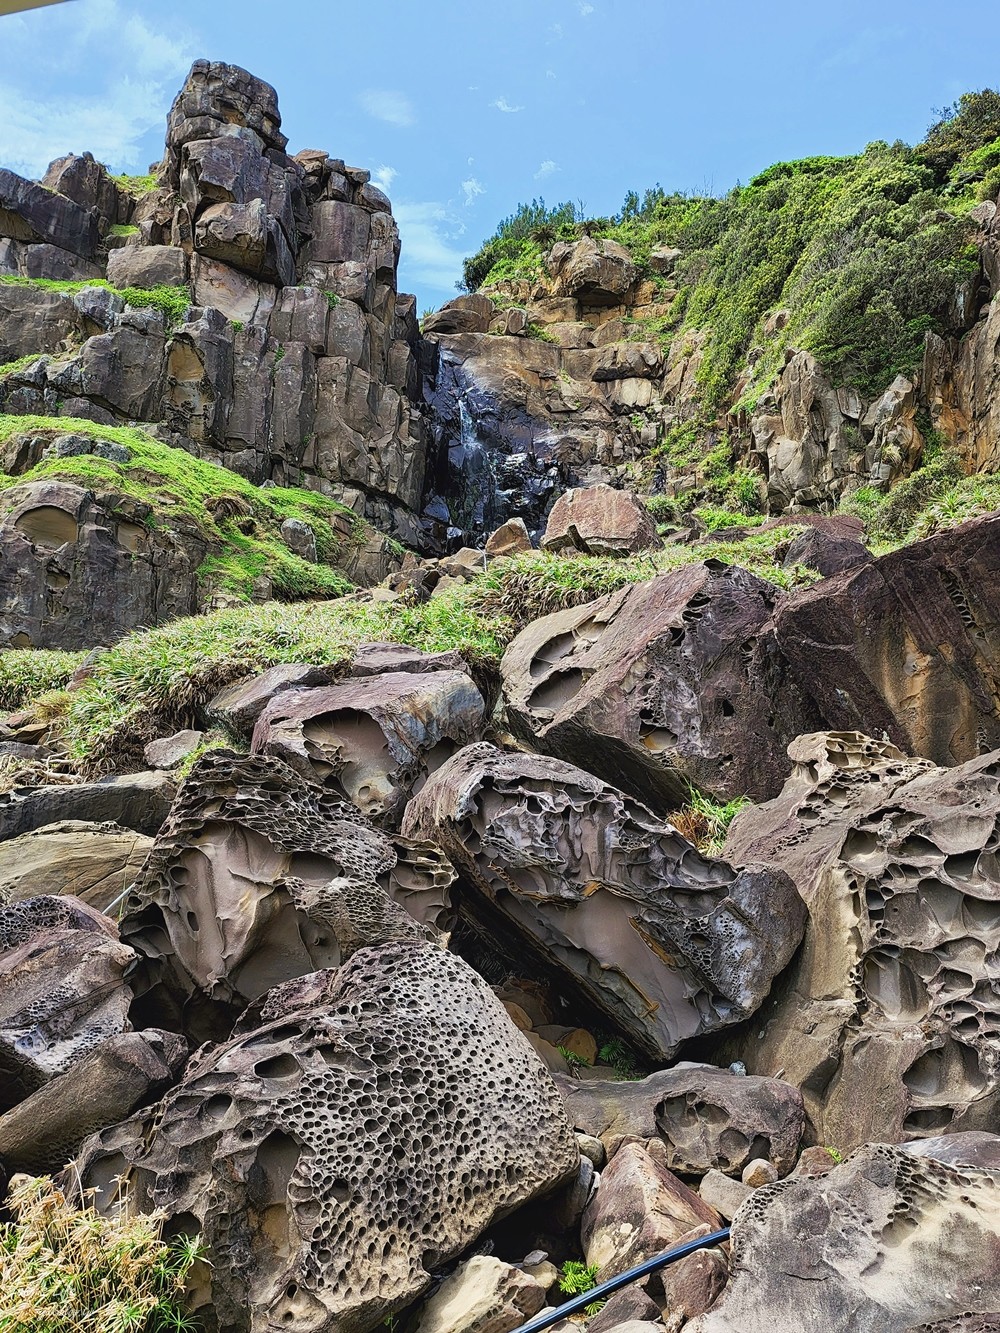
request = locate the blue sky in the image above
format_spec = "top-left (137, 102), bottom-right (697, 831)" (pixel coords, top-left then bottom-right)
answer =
top-left (3, 0), bottom-right (1000, 310)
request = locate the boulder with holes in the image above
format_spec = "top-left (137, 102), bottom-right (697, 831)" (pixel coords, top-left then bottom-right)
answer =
top-left (0, 895), bottom-right (136, 1111)
top-left (556, 1063), bottom-right (804, 1176)
top-left (74, 940), bottom-right (580, 1333)
top-left (118, 750), bottom-right (450, 1039)
top-left (687, 1145), bottom-right (1000, 1332)
top-left (501, 562), bottom-right (822, 807)
top-left (250, 668), bottom-right (486, 827)
top-left (402, 743), bottom-right (805, 1061)
top-left (711, 730), bottom-right (1000, 1150)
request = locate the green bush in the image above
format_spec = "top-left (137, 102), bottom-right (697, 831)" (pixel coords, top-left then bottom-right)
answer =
top-left (0, 275), bottom-right (189, 327)
top-left (0, 647), bottom-right (85, 710)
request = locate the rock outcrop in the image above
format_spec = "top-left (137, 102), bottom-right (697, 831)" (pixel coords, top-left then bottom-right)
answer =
top-left (76, 941), bottom-right (579, 1333)
top-left (402, 743), bottom-right (805, 1060)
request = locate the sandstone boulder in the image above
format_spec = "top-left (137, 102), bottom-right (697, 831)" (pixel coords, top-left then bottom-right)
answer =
top-left (541, 484), bottom-right (660, 556)
top-left (687, 1146), bottom-right (1000, 1332)
top-left (556, 1063), bottom-right (804, 1176)
top-left (486, 517), bottom-right (533, 556)
top-left (119, 751), bottom-right (441, 1037)
top-left (251, 669), bottom-right (486, 826)
top-left (0, 770), bottom-right (175, 842)
top-left (717, 731), bottom-right (1000, 1148)
top-left (0, 167), bottom-right (99, 259)
top-left (106, 244), bottom-right (188, 290)
top-left (502, 562), bottom-right (821, 806)
top-left (413, 1256), bottom-right (546, 1333)
top-left (546, 237), bottom-right (637, 304)
top-left (205, 662), bottom-right (339, 735)
top-left (76, 941), bottom-right (579, 1333)
top-left (422, 294), bottom-right (495, 336)
top-left (0, 1028), bottom-right (186, 1173)
top-left (402, 743), bottom-right (805, 1061)
top-left (0, 896), bottom-right (135, 1110)
top-left (0, 819), bottom-right (152, 909)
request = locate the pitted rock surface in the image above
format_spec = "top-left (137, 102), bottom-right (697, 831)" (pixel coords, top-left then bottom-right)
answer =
top-left (75, 940), bottom-right (579, 1333)
top-left (402, 743), bottom-right (805, 1060)
top-left (251, 668), bottom-right (486, 826)
top-left (556, 1063), bottom-right (804, 1176)
top-left (687, 1145), bottom-right (1000, 1333)
top-left (0, 895), bottom-right (135, 1110)
top-left (716, 732), bottom-right (1000, 1149)
top-left (501, 562), bottom-right (822, 806)
top-left (119, 750), bottom-right (440, 1037)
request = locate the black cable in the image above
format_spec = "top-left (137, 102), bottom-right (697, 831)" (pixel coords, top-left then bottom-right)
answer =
top-left (510, 1227), bottom-right (732, 1333)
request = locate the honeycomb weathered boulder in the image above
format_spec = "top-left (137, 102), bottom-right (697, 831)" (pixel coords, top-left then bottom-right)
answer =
top-left (502, 563), bottom-right (821, 806)
top-left (75, 940), bottom-right (579, 1333)
top-left (0, 1028), bottom-right (186, 1173)
top-left (251, 669), bottom-right (486, 826)
top-left (716, 731), bottom-right (1000, 1149)
top-left (402, 743), bottom-right (805, 1060)
top-left (0, 819), bottom-right (152, 908)
top-left (0, 895), bottom-right (135, 1110)
top-left (556, 1063), bottom-right (805, 1176)
top-left (540, 484), bottom-right (660, 557)
top-left (119, 751), bottom-right (442, 1037)
top-left (687, 1145), bottom-right (1000, 1333)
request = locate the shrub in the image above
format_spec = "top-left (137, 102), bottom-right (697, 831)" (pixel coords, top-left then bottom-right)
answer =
top-left (0, 275), bottom-right (189, 327)
top-left (0, 647), bottom-right (85, 710)
top-left (0, 1173), bottom-right (203, 1333)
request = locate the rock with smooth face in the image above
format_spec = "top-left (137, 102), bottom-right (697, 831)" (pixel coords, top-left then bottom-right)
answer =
top-left (0, 820), bottom-right (153, 909)
top-left (541, 484), bottom-right (660, 556)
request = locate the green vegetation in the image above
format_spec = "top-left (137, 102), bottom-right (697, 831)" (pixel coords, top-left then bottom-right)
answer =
top-left (556, 1044), bottom-right (592, 1068)
top-left (0, 275), bottom-right (189, 327)
top-left (55, 590), bottom-right (510, 771)
top-left (0, 1173), bottom-right (202, 1332)
top-left (0, 415), bottom-right (362, 602)
top-left (841, 444), bottom-right (1000, 546)
top-left (461, 91), bottom-right (1000, 415)
top-left (0, 352), bottom-right (47, 380)
top-left (557, 1260), bottom-right (600, 1298)
top-left (674, 784), bottom-right (749, 854)
top-left (0, 647), bottom-right (85, 710)
top-left (110, 172), bottom-right (159, 198)
top-left (595, 1034), bottom-right (645, 1081)
top-left (107, 224), bottom-right (140, 239)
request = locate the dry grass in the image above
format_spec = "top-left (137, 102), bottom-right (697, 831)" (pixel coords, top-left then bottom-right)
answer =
top-left (0, 1174), bottom-right (202, 1332)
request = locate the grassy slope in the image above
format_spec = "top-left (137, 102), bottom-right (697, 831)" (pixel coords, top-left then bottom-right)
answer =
top-left (0, 415), bottom-right (364, 602)
top-left (462, 93), bottom-right (1000, 416)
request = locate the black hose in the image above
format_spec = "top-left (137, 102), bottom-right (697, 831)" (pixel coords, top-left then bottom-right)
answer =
top-left (510, 1227), bottom-right (732, 1333)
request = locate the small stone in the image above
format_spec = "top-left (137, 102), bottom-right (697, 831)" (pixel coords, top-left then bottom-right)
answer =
top-left (699, 1169), bottom-right (752, 1221)
top-left (279, 517), bottom-right (317, 562)
top-left (741, 1158), bottom-right (779, 1188)
top-left (522, 1260), bottom-right (559, 1292)
top-left (793, 1145), bottom-right (841, 1179)
top-left (576, 1132), bottom-right (607, 1169)
top-left (486, 517), bottom-right (533, 557)
top-left (143, 729), bottom-right (204, 771)
top-left (503, 1001), bottom-right (534, 1032)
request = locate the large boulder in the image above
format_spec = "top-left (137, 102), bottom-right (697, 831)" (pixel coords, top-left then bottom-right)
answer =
top-left (502, 562), bottom-right (821, 806)
top-left (0, 167), bottom-right (99, 260)
top-left (119, 750), bottom-right (444, 1038)
top-left (76, 941), bottom-right (580, 1333)
top-left (556, 1063), bottom-right (805, 1176)
top-left (0, 896), bottom-right (135, 1110)
top-left (545, 236), bottom-right (638, 304)
top-left (0, 770), bottom-right (175, 842)
top-left (0, 819), bottom-right (152, 908)
top-left (716, 731), bottom-right (1000, 1149)
top-left (251, 669), bottom-right (486, 827)
top-left (422, 294), bottom-right (495, 336)
top-left (402, 743), bottom-right (805, 1061)
top-left (687, 1146), bottom-right (1000, 1332)
top-left (540, 484), bottom-right (660, 556)
top-left (774, 512), bottom-right (1000, 766)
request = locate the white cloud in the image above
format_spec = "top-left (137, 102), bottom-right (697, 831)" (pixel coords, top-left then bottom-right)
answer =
top-left (546, 68), bottom-right (558, 80)
top-left (462, 176), bottom-right (485, 206)
top-left (0, 0), bottom-right (196, 176)
top-left (372, 164), bottom-right (397, 194)
top-left (549, 22), bottom-right (564, 39)
top-left (579, 2), bottom-right (595, 14)
top-left (534, 160), bottom-right (559, 180)
top-left (394, 200), bottom-right (469, 292)
top-left (491, 97), bottom-right (524, 114)
top-left (359, 89), bottom-right (415, 128)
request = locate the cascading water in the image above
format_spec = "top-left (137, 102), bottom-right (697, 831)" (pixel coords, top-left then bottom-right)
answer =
top-left (420, 345), bottom-right (565, 551)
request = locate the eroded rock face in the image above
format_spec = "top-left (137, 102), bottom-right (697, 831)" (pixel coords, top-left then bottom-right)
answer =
top-left (556, 1063), bottom-right (805, 1177)
top-left (773, 513), bottom-right (1000, 766)
top-left (0, 895), bottom-right (135, 1110)
top-left (717, 731), bottom-right (1000, 1149)
top-left (119, 751), bottom-right (442, 1037)
top-left (502, 562), bottom-right (822, 806)
top-left (402, 743), bottom-right (805, 1061)
top-left (76, 940), bottom-right (579, 1333)
top-left (687, 1146), bottom-right (1000, 1333)
top-left (251, 669), bottom-right (486, 827)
